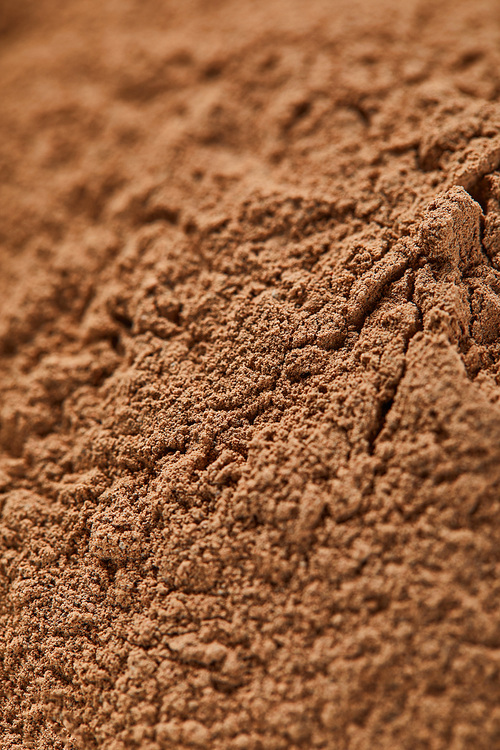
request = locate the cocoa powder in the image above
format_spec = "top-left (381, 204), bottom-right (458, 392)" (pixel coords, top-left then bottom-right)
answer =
top-left (1, 1), bottom-right (500, 749)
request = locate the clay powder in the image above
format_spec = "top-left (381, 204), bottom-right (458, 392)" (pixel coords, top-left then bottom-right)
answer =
top-left (1, 0), bottom-right (500, 748)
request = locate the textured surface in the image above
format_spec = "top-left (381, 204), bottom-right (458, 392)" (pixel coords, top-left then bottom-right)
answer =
top-left (1, 1), bottom-right (500, 748)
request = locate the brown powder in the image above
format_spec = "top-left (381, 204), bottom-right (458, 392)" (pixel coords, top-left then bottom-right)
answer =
top-left (1, 1), bottom-right (500, 748)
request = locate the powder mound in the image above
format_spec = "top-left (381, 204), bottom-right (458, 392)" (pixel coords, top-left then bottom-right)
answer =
top-left (1, 2), bottom-right (500, 750)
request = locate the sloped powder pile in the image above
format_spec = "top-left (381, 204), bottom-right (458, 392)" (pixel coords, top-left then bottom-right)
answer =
top-left (1, 0), bottom-right (500, 748)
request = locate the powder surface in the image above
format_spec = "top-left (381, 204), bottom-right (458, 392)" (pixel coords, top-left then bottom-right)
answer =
top-left (1, 1), bottom-right (500, 748)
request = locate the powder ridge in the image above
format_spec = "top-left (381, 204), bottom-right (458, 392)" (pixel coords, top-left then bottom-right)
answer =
top-left (1, 1), bottom-right (500, 749)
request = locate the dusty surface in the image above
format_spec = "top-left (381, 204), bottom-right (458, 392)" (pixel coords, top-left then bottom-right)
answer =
top-left (1, 0), bottom-right (500, 748)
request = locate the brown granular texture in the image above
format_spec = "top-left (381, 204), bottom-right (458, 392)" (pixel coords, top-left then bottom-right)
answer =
top-left (2, 0), bottom-right (500, 748)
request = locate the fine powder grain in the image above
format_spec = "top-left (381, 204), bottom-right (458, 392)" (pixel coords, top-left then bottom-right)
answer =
top-left (1, 1), bottom-right (500, 748)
